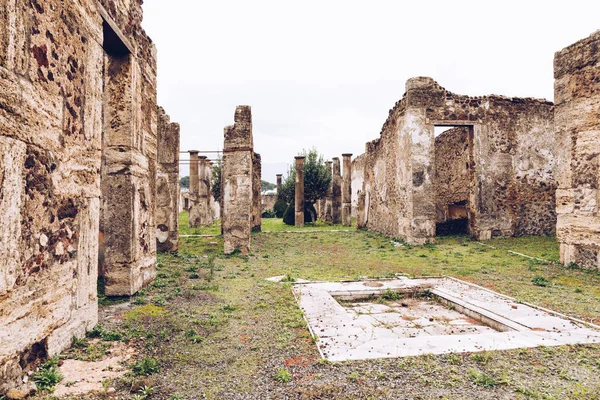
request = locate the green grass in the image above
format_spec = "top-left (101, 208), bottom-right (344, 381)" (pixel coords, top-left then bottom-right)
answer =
top-left (178, 212), bottom-right (221, 235)
top-left (46, 229), bottom-right (600, 400)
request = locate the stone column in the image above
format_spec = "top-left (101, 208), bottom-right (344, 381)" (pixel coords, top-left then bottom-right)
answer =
top-left (325, 161), bottom-right (333, 222)
top-left (252, 153), bottom-right (262, 232)
top-left (342, 153), bottom-right (353, 226)
top-left (357, 191), bottom-right (367, 229)
top-left (276, 174), bottom-right (283, 196)
top-left (198, 156), bottom-right (211, 225)
top-left (332, 157), bottom-right (342, 224)
top-left (188, 150), bottom-right (201, 228)
top-left (156, 107), bottom-right (180, 252)
top-left (295, 156), bottom-right (306, 227)
top-left (222, 106), bottom-right (254, 254)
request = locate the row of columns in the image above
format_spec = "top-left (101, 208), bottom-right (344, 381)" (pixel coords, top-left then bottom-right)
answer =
top-left (187, 151), bottom-right (213, 228)
top-left (293, 153), bottom-right (352, 227)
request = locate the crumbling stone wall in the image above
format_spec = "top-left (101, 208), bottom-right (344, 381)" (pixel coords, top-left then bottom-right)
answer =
top-left (555, 30), bottom-right (600, 269)
top-left (351, 154), bottom-right (366, 217)
top-left (434, 127), bottom-right (470, 225)
top-left (332, 158), bottom-right (342, 224)
top-left (358, 77), bottom-right (556, 243)
top-left (0, 0), bottom-right (160, 390)
top-left (222, 106), bottom-right (254, 254)
top-left (252, 153), bottom-right (262, 231)
top-left (156, 107), bottom-right (180, 252)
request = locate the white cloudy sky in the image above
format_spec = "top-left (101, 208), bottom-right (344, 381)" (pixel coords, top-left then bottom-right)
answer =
top-left (142, 0), bottom-right (600, 181)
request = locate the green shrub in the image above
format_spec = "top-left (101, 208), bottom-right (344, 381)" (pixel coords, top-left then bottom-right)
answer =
top-left (283, 203), bottom-right (318, 225)
top-left (262, 209), bottom-right (276, 218)
top-left (273, 199), bottom-right (288, 218)
top-left (283, 204), bottom-right (295, 225)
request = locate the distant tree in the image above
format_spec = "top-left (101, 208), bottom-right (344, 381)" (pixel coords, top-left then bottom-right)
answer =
top-left (179, 176), bottom-right (190, 189)
top-left (261, 180), bottom-right (276, 194)
top-left (280, 148), bottom-right (331, 205)
top-left (211, 158), bottom-right (222, 202)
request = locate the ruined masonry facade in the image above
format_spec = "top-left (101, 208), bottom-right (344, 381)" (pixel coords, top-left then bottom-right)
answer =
top-left (222, 106), bottom-right (261, 254)
top-left (555, 30), bottom-right (600, 269)
top-left (156, 107), bottom-right (180, 252)
top-left (0, 0), bottom-right (171, 391)
top-left (357, 77), bottom-right (556, 244)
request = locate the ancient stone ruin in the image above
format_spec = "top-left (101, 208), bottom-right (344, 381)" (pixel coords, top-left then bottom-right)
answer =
top-left (356, 77), bottom-right (556, 244)
top-left (342, 153), bottom-right (353, 226)
top-left (555, 30), bottom-right (600, 269)
top-left (0, 0), bottom-right (180, 390)
top-left (156, 107), bottom-right (180, 252)
top-left (295, 156), bottom-right (306, 227)
top-left (221, 106), bottom-right (261, 254)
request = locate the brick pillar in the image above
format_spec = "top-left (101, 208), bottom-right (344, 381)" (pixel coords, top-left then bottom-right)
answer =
top-left (188, 150), bottom-right (201, 228)
top-left (332, 157), bottom-right (342, 224)
top-left (276, 174), bottom-right (283, 196)
top-left (252, 153), bottom-right (262, 232)
top-left (325, 161), bottom-right (333, 222)
top-left (295, 156), bottom-right (306, 227)
top-left (222, 106), bottom-right (254, 254)
top-left (342, 153), bottom-right (353, 226)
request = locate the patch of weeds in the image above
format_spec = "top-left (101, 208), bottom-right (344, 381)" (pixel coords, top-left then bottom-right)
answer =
top-left (381, 288), bottom-right (402, 301)
top-left (222, 305), bottom-right (237, 312)
top-left (470, 351), bottom-right (491, 364)
top-left (347, 372), bottom-right (359, 382)
top-left (274, 368), bottom-right (292, 383)
top-left (445, 353), bottom-right (461, 365)
top-left (281, 274), bottom-right (296, 283)
top-left (566, 262), bottom-right (580, 270)
top-left (152, 296), bottom-right (166, 306)
top-left (532, 276), bottom-right (549, 287)
top-left (132, 357), bottom-right (160, 376)
top-left (72, 335), bottom-right (88, 349)
top-left (152, 279), bottom-right (168, 288)
top-left (33, 358), bottom-right (63, 391)
top-left (192, 283), bottom-right (219, 292)
top-left (168, 395), bottom-right (187, 400)
top-left (186, 329), bottom-right (205, 344)
top-left (184, 265), bottom-right (198, 272)
top-left (189, 273), bottom-right (200, 279)
top-left (575, 288), bottom-right (583, 293)
top-left (468, 369), bottom-right (497, 388)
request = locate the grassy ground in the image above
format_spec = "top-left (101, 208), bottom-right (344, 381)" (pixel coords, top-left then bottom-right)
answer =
top-left (35, 217), bottom-right (600, 400)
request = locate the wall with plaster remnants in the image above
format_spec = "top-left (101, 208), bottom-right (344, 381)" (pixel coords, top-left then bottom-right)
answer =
top-left (357, 77), bottom-right (556, 244)
top-left (555, 30), bottom-right (600, 269)
top-left (0, 0), bottom-right (161, 391)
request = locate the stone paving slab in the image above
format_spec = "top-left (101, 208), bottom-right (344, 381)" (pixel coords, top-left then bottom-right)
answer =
top-left (292, 277), bottom-right (600, 361)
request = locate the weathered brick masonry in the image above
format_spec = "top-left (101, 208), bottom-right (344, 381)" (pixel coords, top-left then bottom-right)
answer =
top-left (357, 77), bottom-right (556, 244)
top-left (555, 30), bottom-right (600, 269)
top-left (0, 0), bottom-right (170, 391)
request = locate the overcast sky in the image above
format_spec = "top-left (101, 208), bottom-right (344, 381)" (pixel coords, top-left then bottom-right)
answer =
top-left (142, 0), bottom-right (600, 181)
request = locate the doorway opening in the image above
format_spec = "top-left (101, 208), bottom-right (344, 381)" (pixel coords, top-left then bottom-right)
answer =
top-left (433, 125), bottom-right (474, 236)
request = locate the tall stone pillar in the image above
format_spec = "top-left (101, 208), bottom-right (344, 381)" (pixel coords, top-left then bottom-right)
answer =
top-left (357, 191), bottom-right (367, 229)
top-left (325, 161), bottom-right (333, 222)
top-left (156, 107), bottom-right (180, 252)
top-left (342, 153), bottom-right (353, 226)
top-left (188, 151), bottom-right (201, 228)
top-left (252, 153), bottom-right (262, 232)
top-left (332, 157), bottom-right (342, 224)
top-left (102, 53), bottom-right (157, 296)
top-left (198, 156), bottom-right (211, 226)
top-left (276, 174), bottom-right (283, 196)
top-left (222, 106), bottom-right (254, 254)
top-left (295, 156), bottom-right (306, 227)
